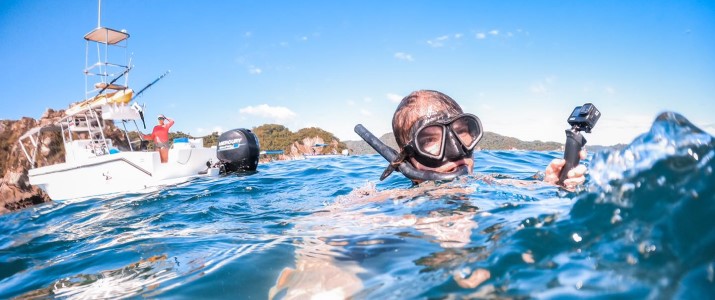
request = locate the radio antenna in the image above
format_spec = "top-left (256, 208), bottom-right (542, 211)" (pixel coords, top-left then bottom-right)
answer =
top-left (97, 0), bottom-right (102, 28)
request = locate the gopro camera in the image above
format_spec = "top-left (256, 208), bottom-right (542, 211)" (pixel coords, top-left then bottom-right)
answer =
top-left (567, 103), bottom-right (600, 133)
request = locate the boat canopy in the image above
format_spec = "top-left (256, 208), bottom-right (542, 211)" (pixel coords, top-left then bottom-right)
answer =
top-left (18, 124), bottom-right (61, 141)
top-left (84, 27), bottom-right (129, 45)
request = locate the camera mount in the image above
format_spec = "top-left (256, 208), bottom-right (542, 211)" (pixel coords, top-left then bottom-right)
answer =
top-left (558, 103), bottom-right (600, 185)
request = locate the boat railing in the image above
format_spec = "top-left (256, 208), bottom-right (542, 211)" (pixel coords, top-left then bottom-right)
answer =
top-left (17, 125), bottom-right (61, 168)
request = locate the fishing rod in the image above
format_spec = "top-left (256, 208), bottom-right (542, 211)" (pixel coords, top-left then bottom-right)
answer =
top-left (130, 70), bottom-right (171, 129)
top-left (95, 65), bottom-right (132, 95)
top-left (130, 70), bottom-right (171, 101)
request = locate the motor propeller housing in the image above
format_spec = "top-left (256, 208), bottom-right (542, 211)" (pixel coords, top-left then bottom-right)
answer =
top-left (217, 128), bottom-right (260, 172)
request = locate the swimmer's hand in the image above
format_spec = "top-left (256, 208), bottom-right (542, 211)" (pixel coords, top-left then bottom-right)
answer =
top-left (544, 150), bottom-right (587, 189)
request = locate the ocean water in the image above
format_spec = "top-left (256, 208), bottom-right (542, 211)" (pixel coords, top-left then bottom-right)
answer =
top-left (1, 112), bottom-right (713, 299)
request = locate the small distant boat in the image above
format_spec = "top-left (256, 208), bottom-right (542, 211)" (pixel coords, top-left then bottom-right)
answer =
top-left (260, 150), bottom-right (285, 155)
top-left (17, 3), bottom-right (259, 201)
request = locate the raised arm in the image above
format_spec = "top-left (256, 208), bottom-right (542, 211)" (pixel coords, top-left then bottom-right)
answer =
top-left (164, 117), bottom-right (175, 129)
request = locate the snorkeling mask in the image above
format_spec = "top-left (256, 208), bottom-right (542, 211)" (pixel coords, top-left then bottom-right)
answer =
top-left (405, 113), bottom-right (482, 168)
top-left (354, 113), bottom-right (483, 183)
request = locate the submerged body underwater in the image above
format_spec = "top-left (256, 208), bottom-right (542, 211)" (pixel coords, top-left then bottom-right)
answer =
top-left (1, 112), bottom-right (713, 299)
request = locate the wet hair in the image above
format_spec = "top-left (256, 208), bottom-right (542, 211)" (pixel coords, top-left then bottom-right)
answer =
top-left (392, 90), bottom-right (464, 148)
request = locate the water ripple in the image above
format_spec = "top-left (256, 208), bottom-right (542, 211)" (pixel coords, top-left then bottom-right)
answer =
top-left (1, 112), bottom-right (713, 298)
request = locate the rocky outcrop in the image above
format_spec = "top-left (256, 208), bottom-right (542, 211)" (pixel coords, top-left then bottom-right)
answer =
top-left (0, 109), bottom-right (127, 214)
top-left (0, 170), bottom-right (48, 214)
top-left (0, 109), bottom-right (65, 214)
top-left (289, 137), bottom-right (342, 158)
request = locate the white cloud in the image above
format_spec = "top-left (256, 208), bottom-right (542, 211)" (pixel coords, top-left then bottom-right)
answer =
top-left (244, 31), bottom-right (252, 38)
top-left (360, 109), bottom-right (372, 116)
top-left (427, 35), bottom-right (450, 47)
top-left (489, 30), bottom-right (499, 36)
top-left (454, 33), bottom-right (463, 39)
top-left (394, 52), bottom-right (414, 61)
top-left (530, 83), bottom-right (548, 94)
top-left (249, 66), bottom-right (262, 74)
top-left (195, 126), bottom-right (222, 135)
top-left (605, 86), bottom-right (616, 95)
top-left (530, 76), bottom-right (556, 95)
top-left (476, 33), bottom-right (486, 39)
top-left (363, 97), bottom-right (373, 103)
top-left (387, 93), bottom-right (403, 103)
top-left (347, 100), bottom-right (356, 106)
top-left (239, 104), bottom-right (296, 120)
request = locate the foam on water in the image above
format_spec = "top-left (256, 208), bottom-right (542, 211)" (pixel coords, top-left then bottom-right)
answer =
top-left (1, 112), bottom-right (713, 299)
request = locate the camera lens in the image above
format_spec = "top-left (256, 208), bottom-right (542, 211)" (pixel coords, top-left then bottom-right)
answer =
top-left (579, 104), bottom-right (592, 115)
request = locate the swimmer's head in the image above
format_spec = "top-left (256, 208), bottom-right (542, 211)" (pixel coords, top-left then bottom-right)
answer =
top-left (393, 90), bottom-right (463, 148)
top-left (392, 90), bottom-right (481, 174)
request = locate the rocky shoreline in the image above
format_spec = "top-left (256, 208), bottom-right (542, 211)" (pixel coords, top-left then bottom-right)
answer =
top-left (1, 109), bottom-right (131, 215)
top-left (0, 110), bottom-right (65, 214)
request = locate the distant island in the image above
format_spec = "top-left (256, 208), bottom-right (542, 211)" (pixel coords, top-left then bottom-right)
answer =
top-left (343, 131), bottom-right (626, 155)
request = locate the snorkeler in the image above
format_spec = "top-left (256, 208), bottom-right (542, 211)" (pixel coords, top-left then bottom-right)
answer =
top-left (356, 90), bottom-right (587, 187)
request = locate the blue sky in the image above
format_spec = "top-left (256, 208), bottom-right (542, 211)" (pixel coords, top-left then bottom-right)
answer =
top-left (1, 0), bottom-right (713, 146)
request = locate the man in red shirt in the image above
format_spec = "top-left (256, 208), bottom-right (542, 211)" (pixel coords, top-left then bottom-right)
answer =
top-left (143, 114), bottom-right (174, 163)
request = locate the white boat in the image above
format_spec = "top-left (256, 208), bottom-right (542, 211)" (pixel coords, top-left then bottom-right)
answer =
top-left (17, 7), bottom-right (259, 201)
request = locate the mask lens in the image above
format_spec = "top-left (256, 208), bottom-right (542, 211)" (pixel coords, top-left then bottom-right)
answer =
top-left (416, 125), bottom-right (444, 157)
top-left (452, 116), bottom-right (481, 149)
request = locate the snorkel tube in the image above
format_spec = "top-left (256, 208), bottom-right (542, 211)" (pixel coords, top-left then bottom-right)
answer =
top-left (354, 124), bottom-right (469, 182)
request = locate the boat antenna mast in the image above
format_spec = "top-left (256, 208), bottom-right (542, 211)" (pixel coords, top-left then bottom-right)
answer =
top-left (97, 0), bottom-right (101, 28)
top-left (75, 0), bottom-right (132, 154)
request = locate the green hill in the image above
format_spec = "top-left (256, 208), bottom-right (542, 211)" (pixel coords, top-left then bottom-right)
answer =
top-left (253, 124), bottom-right (347, 154)
top-left (344, 131), bottom-right (624, 154)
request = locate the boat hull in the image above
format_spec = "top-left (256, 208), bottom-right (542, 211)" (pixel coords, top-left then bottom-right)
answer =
top-left (29, 148), bottom-right (219, 201)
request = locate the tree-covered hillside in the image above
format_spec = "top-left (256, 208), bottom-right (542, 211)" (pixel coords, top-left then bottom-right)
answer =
top-left (253, 124), bottom-right (347, 154)
top-left (344, 131), bottom-right (625, 155)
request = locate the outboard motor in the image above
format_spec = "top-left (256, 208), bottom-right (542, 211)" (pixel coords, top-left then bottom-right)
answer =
top-left (217, 128), bottom-right (260, 172)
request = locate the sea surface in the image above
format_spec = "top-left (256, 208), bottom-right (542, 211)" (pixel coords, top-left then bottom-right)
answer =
top-left (1, 112), bottom-right (713, 299)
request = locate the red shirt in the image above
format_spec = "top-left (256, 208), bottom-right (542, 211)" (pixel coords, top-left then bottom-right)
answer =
top-left (144, 119), bottom-right (174, 143)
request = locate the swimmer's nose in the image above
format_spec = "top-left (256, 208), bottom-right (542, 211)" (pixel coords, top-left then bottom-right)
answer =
top-left (443, 130), bottom-right (467, 161)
